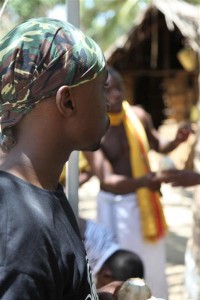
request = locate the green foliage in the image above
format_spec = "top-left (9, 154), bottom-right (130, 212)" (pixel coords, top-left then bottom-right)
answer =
top-left (80, 0), bottom-right (149, 50)
top-left (186, 0), bottom-right (200, 3)
top-left (5, 0), bottom-right (65, 21)
top-left (0, 0), bottom-right (199, 46)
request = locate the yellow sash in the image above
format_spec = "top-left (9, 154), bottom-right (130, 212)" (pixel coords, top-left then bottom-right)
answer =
top-left (109, 101), bottom-right (167, 242)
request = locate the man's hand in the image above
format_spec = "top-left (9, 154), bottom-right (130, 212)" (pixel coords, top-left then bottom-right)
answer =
top-left (143, 172), bottom-right (161, 191)
top-left (97, 281), bottom-right (123, 300)
top-left (159, 169), bottom-right (200, 187)
top-left (174, 123), bottom-right (193, 145)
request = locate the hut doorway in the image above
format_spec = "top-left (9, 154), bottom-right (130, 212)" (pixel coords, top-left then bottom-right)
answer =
top-left (134, 76), bottom-right (164, 129)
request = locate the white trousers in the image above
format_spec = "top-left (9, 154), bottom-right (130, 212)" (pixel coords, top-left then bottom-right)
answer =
top-left (97, 190), bottom-right (168, 299)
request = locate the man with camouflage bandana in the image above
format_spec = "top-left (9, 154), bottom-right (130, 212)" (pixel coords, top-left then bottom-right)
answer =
top-left (0, 18), bottom-right (121, 300)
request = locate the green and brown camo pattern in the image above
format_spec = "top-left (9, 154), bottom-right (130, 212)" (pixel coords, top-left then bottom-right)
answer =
top-left (0, 17), bottom-right (105, 131)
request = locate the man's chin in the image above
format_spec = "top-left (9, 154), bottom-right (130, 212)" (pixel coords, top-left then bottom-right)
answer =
top-left (81, 141), bottom-right (101, 152)
top-left (90, 142), bottom-right (101, 151)
top-left (80, 118), bottom-right (109, 152)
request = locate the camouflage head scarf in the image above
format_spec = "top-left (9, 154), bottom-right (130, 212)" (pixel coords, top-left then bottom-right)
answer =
top-left (0, 17), bottom-right (106, 151)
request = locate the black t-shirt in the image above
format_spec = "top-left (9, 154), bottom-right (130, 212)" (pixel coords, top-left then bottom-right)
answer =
top-left (0, 171), bottom-right (98, 300)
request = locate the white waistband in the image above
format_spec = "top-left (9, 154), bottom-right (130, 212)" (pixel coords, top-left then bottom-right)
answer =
top-left (98, 190), bottom-right (137, 203)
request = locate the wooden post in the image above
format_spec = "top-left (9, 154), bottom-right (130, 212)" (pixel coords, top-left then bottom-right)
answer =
top-left (66, 0), bottom-right (80, 220)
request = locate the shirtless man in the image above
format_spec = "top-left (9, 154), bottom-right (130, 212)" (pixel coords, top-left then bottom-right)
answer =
top-left (83, 66), bottom-right (191, 299)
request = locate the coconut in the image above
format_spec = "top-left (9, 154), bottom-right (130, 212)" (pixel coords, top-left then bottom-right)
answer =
top-left (118, 278), bottom-right (165, 300)
top-left (118, 278), bottom-right (151, 300)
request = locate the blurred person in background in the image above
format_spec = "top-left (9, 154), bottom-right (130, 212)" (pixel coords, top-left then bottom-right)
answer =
top-left (82, 66), bottom-right (192, 299)
top-left (79, 218), bottom-right (144, 288)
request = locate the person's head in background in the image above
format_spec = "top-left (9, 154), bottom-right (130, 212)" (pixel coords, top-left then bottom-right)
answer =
top-left (106, 66), bottom-right (125, 113)
top-left (0, 18), bottom-right (109, 163)
top-left (79, 218), bottom-right (144, 289)
top-left (96, 249), bottom-right (144, 289)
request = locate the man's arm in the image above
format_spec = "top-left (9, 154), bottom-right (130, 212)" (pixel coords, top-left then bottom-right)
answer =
top-left (83, 150), bottom-right (161, 194)
top-left (97, 281), bottom-right (122, 300)
top-left (160, 169), bottom-right (200, 187)
top-left (133, 106), bottom-right (192, 154)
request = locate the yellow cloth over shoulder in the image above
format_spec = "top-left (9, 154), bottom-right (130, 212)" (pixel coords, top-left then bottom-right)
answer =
top-left (109, 101), bottom-right (167, 242)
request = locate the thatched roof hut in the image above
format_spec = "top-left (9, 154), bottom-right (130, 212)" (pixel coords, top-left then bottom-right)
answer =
top-left (105, 0), bottom-right (200, 128)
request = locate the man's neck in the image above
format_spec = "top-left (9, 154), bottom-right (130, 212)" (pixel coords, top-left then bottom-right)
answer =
top-left (0, 150), bottom-right (69, 190)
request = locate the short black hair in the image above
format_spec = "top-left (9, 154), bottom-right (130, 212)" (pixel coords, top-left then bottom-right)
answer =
top-left (102, 249), bottom-right (144, 281)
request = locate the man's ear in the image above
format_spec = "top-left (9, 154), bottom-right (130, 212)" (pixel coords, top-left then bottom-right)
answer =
top-left (55, 85), bottom-right (75, 117)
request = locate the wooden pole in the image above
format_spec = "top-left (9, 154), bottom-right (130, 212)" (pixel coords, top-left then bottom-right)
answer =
top-left (66, 0), bottom-right (80, 220)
